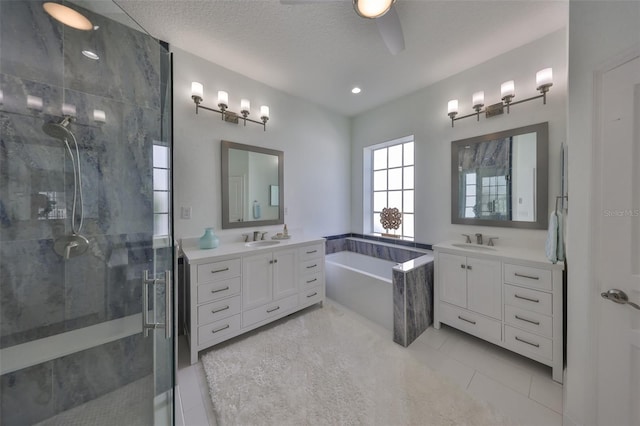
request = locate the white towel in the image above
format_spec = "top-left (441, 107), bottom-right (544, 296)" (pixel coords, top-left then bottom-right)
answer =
top-left (556, 211), bottom-right (564, 262)
top-left (545, 211), bottom-right (558, 263)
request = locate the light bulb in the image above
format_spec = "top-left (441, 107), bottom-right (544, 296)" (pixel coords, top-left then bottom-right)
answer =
top-left (260, 105), bottom-right (270, 119)
top-left (536, 68), bottom-right (553, 89)
top-left (191, 82), bottom-right (204, 99)
top-left (472, 91), bottom-right (485, 109)
top-left (240, 99), bottom-right (250, 114)
top-left (447, 99), bottom-right (459, 115)
top-left (217, 90), bottom-right (228, 108)
top-left (501, 80), bottom-right (515, 99)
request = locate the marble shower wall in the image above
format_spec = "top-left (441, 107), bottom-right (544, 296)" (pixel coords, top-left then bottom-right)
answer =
top-left (0, 1), bottom-right (169, 423)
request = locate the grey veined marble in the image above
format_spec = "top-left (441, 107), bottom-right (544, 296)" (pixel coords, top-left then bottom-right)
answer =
top-left (393, 259), bottom-right (434, 348)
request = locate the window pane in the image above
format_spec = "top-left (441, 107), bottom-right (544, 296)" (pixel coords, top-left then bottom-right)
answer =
top-left (388, 190), bottom-right (402, 210)
top-left (373, 170), bottom-right (387, 191)
top-left (373, 213), bottom-right (384, 233)
top-left (465, 207), bottom-right (475, 218)
top-left (154, 213), bottom-right (169, 236)
top-left (374, 192), bottom-right (387, 211)
top-left (466, 184), bottom-right (476, 196)
top-left (388, 144), bottom-right (403, 168)
top-left (404, 166), bottom-right (414, 189)
top-left (154, 191), bottom-right (169, 213)
top-left (373, 148), bottom-right (387, 170)
top-left (388, 168), bottom-right (402, 190)
top-left (403, 214), bottom-right (414, 237)
top-left (153, 145), bottom-right (169, 168)
top-left (403, 190), bottom-right (414, 213)
top-left (404, 142), bottom-right (414, 165)
top-left (467, 173), bottom-right (476, 185)
top-left (153, 169), bottom-right (169, 191)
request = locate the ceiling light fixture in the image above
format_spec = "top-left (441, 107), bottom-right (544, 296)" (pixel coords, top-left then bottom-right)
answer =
top-left (43, 2), bottom-right (93, 31)
top-left (447, 68), bottom-right (553, 127)
top-left (353, 0), bottom-right (395, 19)
top-left (191, 82), bottom-right (269, 131)
top-left (351, 87), bottom-right (362, 94)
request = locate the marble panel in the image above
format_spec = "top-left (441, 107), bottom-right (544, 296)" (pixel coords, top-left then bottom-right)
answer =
top-left (325, 237), bottom-right (347, 254)
top-left (0, 239), bottom-right (65, 348)
top-left (62, 4), bottom-right (161, 109)
top-left (52, 333), bottom-right (152, 413)
top-left (0, 1), bottom-right (64, 86)
top-left (392, 269), bottom-right (407, 347)
top-left (392, 261), bottom-right (434, 348)
top-left (0, 362), bottom-right (55, 425)
top-left (405, 262), bottom-right (434, 344)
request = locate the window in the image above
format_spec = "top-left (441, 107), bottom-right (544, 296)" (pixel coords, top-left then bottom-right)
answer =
top-left (153, 144), bottom-right (170, 236)
top-left (369, 137), bottom-right (414, 239)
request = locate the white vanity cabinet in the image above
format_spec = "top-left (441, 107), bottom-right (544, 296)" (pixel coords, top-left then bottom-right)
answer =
top-left (434, 242), bottom-right (564, 383)
top-left (183, 237), bottom-right (325, 364)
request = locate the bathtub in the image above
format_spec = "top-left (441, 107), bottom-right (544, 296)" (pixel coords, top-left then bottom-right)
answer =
top-left (325, 251), bottom-right (397, 331)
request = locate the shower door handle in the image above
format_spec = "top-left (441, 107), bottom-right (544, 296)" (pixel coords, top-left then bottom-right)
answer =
top-left (142, 270), bottom-right (172, 338)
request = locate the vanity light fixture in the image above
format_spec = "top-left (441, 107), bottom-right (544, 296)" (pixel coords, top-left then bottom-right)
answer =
top-left (447, 68), bottom-right (553, 127)
top-left (190, 82), bottom-right (269, 131)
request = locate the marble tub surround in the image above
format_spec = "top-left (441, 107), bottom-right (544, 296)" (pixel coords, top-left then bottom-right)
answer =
top-left (325, 233), bottom-right (432, 254)
top-left (324, 235), bottom-right (434, 347)
top-left (393, 256), bottom-right (434, 347)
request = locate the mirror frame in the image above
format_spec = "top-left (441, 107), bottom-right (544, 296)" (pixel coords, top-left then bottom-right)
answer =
top-left (451, 122), bottom-right (549, 229)
top-left (221, 140), bottom-right (284, 229)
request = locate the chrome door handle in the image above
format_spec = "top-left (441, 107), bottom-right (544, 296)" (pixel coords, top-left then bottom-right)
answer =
top-left (601, 289), bottom-right (640, 310)
top-left (142, 270), bottom-right (171, 338)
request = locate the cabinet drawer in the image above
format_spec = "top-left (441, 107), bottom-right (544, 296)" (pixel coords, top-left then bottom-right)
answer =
top-left (504, 325), bottom-right (552, 361)
top-left (300, 271), bottom-right (323, 288)
top-left (438, 303), bottom-right (502, 344)
top-left (504, 264), bottom-right (552, 291)
top-left (300, 285), bottom-right (324, 306)
top-left (242, 294), bottom-right (298, 327)
top-left (197, 277), bottom-right (241, 304)
top-left (504, 305), bottom-right (553, 338)
top-left (197, 258), bottom-right (241, 283)
top-left (197, 295), bottom-right (241, 325)
top-left (299, 244), bottom-right (324, 261)
top-left (197, 314), bottom-right (241, 346)
top-left (504, 284), bottom-right (552, 316)
top-left (300, 259), bottom-right (323, 275)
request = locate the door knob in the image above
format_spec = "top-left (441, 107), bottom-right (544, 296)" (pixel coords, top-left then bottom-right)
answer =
top-left (601, 289), bottom-right (640, 310)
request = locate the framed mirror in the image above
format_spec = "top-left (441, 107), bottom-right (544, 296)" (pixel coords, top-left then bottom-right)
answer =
top-left (221, 140), bottom-right (284, 229)
top-left (451, 122), bottom-right (548, 229)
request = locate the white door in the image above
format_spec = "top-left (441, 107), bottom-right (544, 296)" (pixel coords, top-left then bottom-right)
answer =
top-left (466, 257), bottom-right (502, 320)
top-left (438, 253), bottom-right (468, 308)
top-left (229, 176), bottom-right (244, 223)
top-left (595, 54), bottom-right (640, 425)
top-left (242, 252), bottom-right (273, 310)
top-left (273, 249), bottom-right (298, 300)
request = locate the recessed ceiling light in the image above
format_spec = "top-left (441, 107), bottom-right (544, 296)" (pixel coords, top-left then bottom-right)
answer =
top-left (351, 87), bottom-right (362, 94)
top-left (43, 2), bottom-right (93, 31)
top-left (82, 50), bottom-right (99, 60)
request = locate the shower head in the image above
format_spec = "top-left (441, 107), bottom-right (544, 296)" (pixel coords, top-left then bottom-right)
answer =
top-left (42, 116), bottom-right (73, 140)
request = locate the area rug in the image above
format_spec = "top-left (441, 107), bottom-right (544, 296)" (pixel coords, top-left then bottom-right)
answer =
top-left (201, 302), bottom-right (512, 425)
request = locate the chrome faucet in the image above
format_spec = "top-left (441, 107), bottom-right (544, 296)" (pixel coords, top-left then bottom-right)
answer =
top-left (462, 234), bottom-right (472, 243)
top-left (475, 233), bottom-right (483, 245)
top-left (253, 231), bottom-right (260, 241)
top-left (260, 232), bottom-right (268, 240)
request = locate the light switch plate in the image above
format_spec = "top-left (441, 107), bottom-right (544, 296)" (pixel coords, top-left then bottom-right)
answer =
top-left (181, 206), bottom-right (192, 219)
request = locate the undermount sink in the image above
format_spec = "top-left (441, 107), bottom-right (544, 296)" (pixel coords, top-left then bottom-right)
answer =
top-left (451, 243), bottom-right (497, 251)
top-left (245, 240), bottom-right (281, 248)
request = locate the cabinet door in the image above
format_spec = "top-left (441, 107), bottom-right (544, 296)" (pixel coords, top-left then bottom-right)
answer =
top-left (243, 252), bottom-right (273, 310)
top-left (466, 257), bottom-right (502, 319)
top-left (438, 253), bottom-right (468, 308)
top-left (273, 248), bottom-right (298, 300)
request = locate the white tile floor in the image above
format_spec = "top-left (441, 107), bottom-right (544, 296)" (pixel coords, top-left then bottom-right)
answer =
top-left (177, 302), bottom-right (563, 426)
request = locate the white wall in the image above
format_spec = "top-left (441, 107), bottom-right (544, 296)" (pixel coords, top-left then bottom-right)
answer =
top-left (351, 30), bottom-right (567, 249)
top-left (172, 47), bottom-right (352, 241)
top-left (564, 2), bottom-right (640, 425)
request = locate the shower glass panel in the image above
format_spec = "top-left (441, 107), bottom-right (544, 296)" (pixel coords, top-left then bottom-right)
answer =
top-left (0, 1), bottom-right (174, 425)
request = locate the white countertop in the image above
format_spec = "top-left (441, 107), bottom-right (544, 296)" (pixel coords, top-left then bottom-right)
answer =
top-left (182, 235), bottom-right (326, 263)
top-left (433, 240), bottom-right (564, 270)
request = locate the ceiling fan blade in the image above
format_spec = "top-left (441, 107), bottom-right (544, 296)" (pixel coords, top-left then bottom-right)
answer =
top-left (376, 5), bottom-right (405, 55)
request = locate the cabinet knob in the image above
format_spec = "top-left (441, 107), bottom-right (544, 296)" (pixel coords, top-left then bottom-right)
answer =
top-left (467, 265), bottom-right (473, 270)
top-left (460, 264), bottom-right (465, 269)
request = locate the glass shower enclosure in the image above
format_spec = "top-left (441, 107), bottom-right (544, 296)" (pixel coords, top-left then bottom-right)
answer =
top-left (0, 1), bottom-right (174, 424)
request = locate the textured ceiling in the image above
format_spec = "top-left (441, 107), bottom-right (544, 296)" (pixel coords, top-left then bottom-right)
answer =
top-left (108, 0), bottom-right (568, 117)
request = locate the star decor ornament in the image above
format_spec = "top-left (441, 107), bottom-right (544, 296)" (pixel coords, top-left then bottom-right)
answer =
top-left (380, 207), bottom-right (402, 238)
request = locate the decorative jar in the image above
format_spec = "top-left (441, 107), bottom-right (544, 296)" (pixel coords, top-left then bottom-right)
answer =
top-left (199, 227), bottom-right (219, 249)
